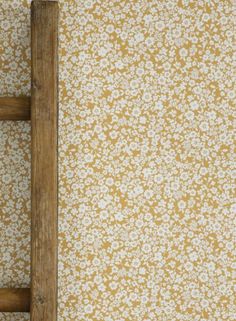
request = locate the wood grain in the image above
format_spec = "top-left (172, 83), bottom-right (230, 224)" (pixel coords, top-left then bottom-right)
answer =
top-left (0, 97), bottom-right (30, 120)
top-left (0, 288), bottom-right (30, 312)
top-left (31, 1), bottom-right (58, 321)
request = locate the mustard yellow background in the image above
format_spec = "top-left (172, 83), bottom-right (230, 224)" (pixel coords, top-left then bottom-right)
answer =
top-left (0, 0), bottom-right (235, 320)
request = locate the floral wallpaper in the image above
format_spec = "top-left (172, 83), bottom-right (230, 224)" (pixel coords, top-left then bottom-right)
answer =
top-left (0, 0), bottom-right (235, 321)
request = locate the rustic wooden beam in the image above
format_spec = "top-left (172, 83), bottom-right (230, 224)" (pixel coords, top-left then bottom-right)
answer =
top-left (31, 1), bottom-right (58, 321)
top-left (0, 97), bottom-right (30, 120)
top-left (0, 288), bottom-right (30, 312)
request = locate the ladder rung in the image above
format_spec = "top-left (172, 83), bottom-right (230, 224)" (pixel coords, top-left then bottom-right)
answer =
top-left (0, 97), bottom-right (31, 120)
top-left (0, 288), bottom-right (30, 312)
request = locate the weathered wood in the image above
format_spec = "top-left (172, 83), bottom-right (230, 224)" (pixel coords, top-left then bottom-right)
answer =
top-left (31, 1), bottom-right (58, 321)
top-left (0, 97), bottom-right (30, 120)
top-left (0, 288), bottom-right (30, 312)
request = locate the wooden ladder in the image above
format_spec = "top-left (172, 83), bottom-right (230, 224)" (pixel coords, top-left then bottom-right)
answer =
top-left (0, 1), bottom-right (58, 320)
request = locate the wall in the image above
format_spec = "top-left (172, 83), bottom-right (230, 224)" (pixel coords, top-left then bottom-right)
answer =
top-left (0, 0), bottom-right (235, 320)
